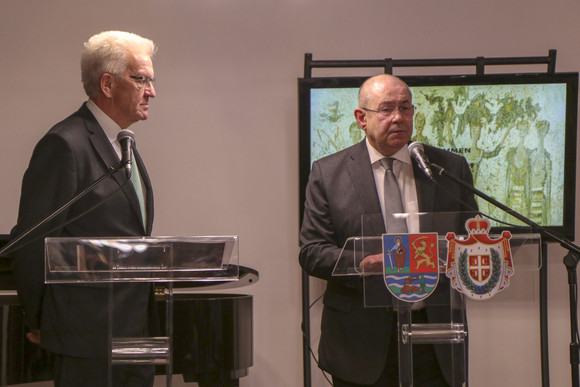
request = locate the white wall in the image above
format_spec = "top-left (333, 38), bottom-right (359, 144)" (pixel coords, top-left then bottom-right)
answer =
top-left (1, 0), bottom-right (579, 386)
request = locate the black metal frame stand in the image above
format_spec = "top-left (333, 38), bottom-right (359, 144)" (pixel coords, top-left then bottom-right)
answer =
top-left (299, 50), bottom-right (559, 387)
top-left (564, 252), bottom-right (580, 387)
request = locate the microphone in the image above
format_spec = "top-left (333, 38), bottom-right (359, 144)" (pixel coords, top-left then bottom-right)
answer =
top-left (117, 129), bottom-right (135, 178)
top-left (408, 141), bottom-right (433, 180)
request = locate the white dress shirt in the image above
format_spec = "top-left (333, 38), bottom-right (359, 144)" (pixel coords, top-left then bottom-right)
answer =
top-left (366, 138), bottom-right (420, 233)
top-left (86, 99), bottom-right (123, 159)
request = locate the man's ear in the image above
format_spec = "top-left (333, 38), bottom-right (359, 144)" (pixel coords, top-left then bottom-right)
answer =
top-left (100, 73), bottom-right (115, 98)
top-left (354, 108), bottom-right (367, 130)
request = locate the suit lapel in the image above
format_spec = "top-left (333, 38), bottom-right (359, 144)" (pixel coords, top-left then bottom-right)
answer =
top-left (347, 141), bottom-right (386, 236)
top-left (79, 104), bottom-right (120, 174)
top-left (413, 160), bottom-right (436, 213)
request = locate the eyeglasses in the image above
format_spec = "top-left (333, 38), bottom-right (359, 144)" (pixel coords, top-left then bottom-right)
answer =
top-left (129, 75), bottom-right (156, 90)
top-left (361, 105), bottom-right (415, 117)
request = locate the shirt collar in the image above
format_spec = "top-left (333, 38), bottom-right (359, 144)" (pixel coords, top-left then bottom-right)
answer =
top-left (365, 138), bottom-right (411, 166)
top-left (86, 99), bottom-right (122, 143)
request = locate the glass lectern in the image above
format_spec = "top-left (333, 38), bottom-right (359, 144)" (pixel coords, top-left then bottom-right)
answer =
top-left (44, 236), bottom-right (239, 387)
top-left (332, 213), bottom-right (541, 386)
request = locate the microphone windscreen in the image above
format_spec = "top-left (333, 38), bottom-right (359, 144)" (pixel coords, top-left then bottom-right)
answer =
top-left (117, 129), bottom-right (135, 143)
top-left (408, 141), bottom-right (424, 155)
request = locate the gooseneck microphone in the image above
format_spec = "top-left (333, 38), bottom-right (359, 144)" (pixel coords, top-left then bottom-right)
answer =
top-left (408, 141), bottom-right (433, 180)
top-left (117, 129), bottom-right (135, 178)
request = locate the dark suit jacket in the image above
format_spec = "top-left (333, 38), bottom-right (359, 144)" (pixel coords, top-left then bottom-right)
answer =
top-left (10, 103), bottom-right (155, 358)
top-left (299, 140), bottom-right (477, 384)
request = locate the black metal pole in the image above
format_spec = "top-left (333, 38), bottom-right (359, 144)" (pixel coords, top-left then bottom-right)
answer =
top-left (564, 252), bottom-right (580, 387)
top-left (540, 242), bottom-right (551, 387)
top-left (302, 270), bottom-right (312, 387)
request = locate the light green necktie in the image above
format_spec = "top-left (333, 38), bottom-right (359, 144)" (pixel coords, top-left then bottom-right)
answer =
top-left (130, 150), bottom-right (147, 229)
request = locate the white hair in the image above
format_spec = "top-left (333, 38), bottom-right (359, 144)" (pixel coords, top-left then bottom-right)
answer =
top-left (80, 30), bottom-right (156, 99)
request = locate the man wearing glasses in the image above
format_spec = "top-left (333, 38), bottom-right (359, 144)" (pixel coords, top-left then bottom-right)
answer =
top-left (300, 74), bottom-right (477, 386)
top-left (10, 30), bottom-right (157, 386)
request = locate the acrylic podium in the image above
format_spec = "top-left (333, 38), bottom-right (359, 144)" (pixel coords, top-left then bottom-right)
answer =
top-left (44, 235), bottom-right (239, 387)
top-left (332, 212), bottom-right (542, 386)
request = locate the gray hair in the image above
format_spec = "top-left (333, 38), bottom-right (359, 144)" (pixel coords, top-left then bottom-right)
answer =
top-left (81, 31), bottom-right (156, 99)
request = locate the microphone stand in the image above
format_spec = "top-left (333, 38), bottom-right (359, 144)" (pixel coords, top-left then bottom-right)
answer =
top-left (0, 161), bottom-right (126, 257)
top-left (431, 162), bottom-right (580, 387)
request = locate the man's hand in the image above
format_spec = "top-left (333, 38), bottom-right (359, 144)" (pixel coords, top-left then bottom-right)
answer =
top-left (359, 253), bottom-right (384, 274)
top-left (26, 330), bottom-right (41, 345)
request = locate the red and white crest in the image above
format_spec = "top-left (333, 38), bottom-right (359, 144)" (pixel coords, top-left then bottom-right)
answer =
top-left (446, 215), bottom-right (514, 300)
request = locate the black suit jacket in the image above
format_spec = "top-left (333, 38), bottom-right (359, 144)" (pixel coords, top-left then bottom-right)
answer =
top-left (10, 103), bottom-right (155, 358)
top-left (299, 140), bottom-right (477, 384)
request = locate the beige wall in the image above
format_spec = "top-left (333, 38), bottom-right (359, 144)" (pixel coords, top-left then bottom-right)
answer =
top-left (1, 0), bottom-right (580, 386)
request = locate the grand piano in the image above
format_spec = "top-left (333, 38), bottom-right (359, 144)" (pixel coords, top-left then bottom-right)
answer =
top-left (0, 236), bottom-right (258, 387)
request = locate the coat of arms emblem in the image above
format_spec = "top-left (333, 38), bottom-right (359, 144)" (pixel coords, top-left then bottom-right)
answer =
top-left (446, 215), bottom-right (514, 300)
top-left (383, 233), bottom-right (439, 302)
